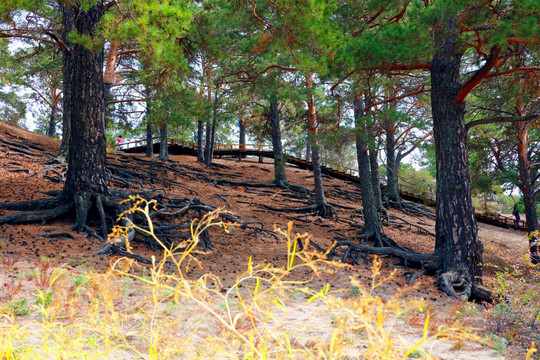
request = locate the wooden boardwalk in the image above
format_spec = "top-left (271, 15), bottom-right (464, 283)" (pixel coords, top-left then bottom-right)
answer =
top-left (119, 138), bottom-right (527, 231)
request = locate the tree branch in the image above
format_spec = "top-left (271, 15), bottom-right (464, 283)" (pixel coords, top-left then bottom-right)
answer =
top-left (222, 65), bottom-right (297, 82)
top-left (398, 131), bottom-right (433, 161)
top-left (455, 45), bottom-right (501, 103)
top-left (466, 114), bottom-right (539, 131)
top-left (484, 67), bottom-right (540, 79)
top-left (506, 37), bottom-right (540, 44)
top-left (365, 85), bottom-right (429, 111)
top-left (107, 98), bottom-right (147, 105)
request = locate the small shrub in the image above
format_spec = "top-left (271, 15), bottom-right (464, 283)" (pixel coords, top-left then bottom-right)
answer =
top-left (483, 333), bottom-right (508, 354)
top-left (9, 299), bottom-right (30, 316)
top-left (407, 349), bottom-right (424, 358)
top-left (350, 285), bottom-right (361, 297)
top-left (486, 256), bottom-right (540, 349)
top-left (35, 291), bottom-right (53, 307)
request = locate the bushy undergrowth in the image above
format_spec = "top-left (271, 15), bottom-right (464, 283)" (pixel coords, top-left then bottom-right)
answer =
top-left (0, 196), bottom-right (536, 359)
top-left (485, 252), bottom-right (540, 356)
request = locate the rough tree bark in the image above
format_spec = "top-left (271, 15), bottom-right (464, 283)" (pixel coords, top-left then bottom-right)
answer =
top-left (204, 91), bottom-right (218, 166)
top-left (209, 101), bottom-right (218, 161)
top-left (203, 108), bottom-right (218, 166)
top-left (61, 3), bottom-right (108, 230)
top-left (517, 121), bottom-right (538, 231)
top-left (59, 44), bottom-right (72, 160)
top-left (197, 119), bottom-right (205, 163)
top-left (146, 120), bottom-right (153, 158)
top-left (515, 108), bottom-right (540, 264)
top-left (204, 113), bottom-right (217, 166)
top-left (158, 121), bottom-right (169, 161)
top-left (306, 73), bottom-right (331, 216)
top-left (354, 95), bottom-right (381, 234)
top-left (369, 147), bottom-right (384, 213)
top-left (366, 98), bottom-right (383, 214)
top-left (239, 118), bottom-right (246, 159)
top-left (431, 24), bottom-right (483, 299)
top-left (269, 95), bottom-right (287, 186)
top-left (384, 120), bottom-right (402, 204)
top-left (48, 102), bottom-right (58, 137)
top-left (144, 88), bottom-right (153, 158)
top-left (204, 119), bottom-right (212, 165)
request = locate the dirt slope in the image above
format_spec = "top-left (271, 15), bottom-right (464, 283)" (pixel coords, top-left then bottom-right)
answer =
top-left (0, 121), bottom-right (534, 359)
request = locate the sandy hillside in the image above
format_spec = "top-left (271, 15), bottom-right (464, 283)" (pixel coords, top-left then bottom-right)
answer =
top-left (0, 121), bottom-right (536, 359)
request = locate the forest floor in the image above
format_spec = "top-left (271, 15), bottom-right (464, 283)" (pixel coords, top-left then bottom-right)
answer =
top-left (0, 121), bottom-right (537, 359)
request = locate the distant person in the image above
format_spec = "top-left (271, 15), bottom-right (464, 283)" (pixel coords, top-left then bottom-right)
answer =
top-left (512, 204), bottom-right (520, 227)
top-left (116, 135), bottom-right (123, 147)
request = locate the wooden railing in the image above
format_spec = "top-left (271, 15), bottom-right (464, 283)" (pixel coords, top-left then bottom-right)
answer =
top-left (116, 137), bottom-right (160, 150)
top-left (121, 136), bottom-right (437, 202)
top-left (123, 137), bottom-right (532, 226)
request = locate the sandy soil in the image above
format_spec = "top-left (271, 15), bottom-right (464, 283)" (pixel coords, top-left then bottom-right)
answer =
top-left (0, 121), bottom-right (535, 359)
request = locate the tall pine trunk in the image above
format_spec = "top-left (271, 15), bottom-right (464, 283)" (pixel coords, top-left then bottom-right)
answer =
top-left (239, 119), bottom-right (246, 159)
top-left (369, 147), bottom-right (383, 213)
top-left (197, 119), bottom-right (205, 163)
top-left (210, 109), bottom-right (217, 160)
top-left (269, 96), bottom-right (286, 185)
top-left (146, 121), bottom-right (153, 158)
top-left (48, 102), bottom-right (58, 137)
top-left (431, 25), bottom-right (482, 287)
top-left (305, 136), bottom-right (312, 162)
top-left (145, 89), bottom-right (153, 158)
top-left (354, 95), bottom-right (380, 234)
top-left (158, 121), bottom-right (169, 161)
top-left (385, 124), bottom-right (402, 204)
top-left (204, 120), bottom-right (212, 165)
top-left (61, 3), bottom-right (107, 230)
top-left (516, 119), bottom-right (540, 264)
top-left (366, 96), bottom-right (383, 214)
top-left (204, 89), bottom-right (217, 166)
top-left (306, 74), bottom-right (326, 206)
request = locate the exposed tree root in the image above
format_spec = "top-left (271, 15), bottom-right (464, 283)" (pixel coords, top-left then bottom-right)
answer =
top-left (258, 201), bottom-right (337, 219)
top-left (435, 268), bottom-right (496, 303)
top-left (400, 201), bottom-right (436, 220)
top-left (0, 136), bottom-right (48, 157)
top-left (0, 152), bottom-right (245, 260)
top-left (0, 197), bottom-right (65, 211)
top-left (304, 231), bottom-right (495, 302)
top-left (40, 232), bottom-right (74, 239)
top-left (404, 270), bottom-right (427, 286)
top-left (353, 230), bottom-right (412, 252)
top-left (274, 180), bottom-right (310, 195)
top-left (383, 194), bottom-right (405, 210)
top-left (327, 240), bottom-right (439, 270)
top-left (312, 202), bottom-right (337, 219)
top-left (387, 214), bottom-right (435, 237)
top-left (94, 244), bottom-right (154, 264)
top-left (471, 284), bottom-right (496, 303)
top-left (0, 203), bottom-right (72, 225)
top-left (201, 176), bottom-right (278, 188)
top-left (436, 271), bottom-right (472, 301)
